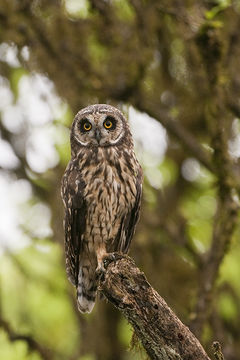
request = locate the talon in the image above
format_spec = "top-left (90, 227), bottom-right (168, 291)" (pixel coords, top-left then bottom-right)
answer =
top-left (96, 264), bottom-right (106, 281)
top-left (102, 252), bottom-right (124, 269)
top-left (103, 254), bottom-right (115, 268)
top-left (103, 259), bottom-right (109, 268)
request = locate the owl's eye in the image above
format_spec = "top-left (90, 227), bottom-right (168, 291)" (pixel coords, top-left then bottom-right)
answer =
top-left (84, 122), bottom-right (92, 131)
top-left (104, 120), bottom-right (112, 129)
top-left (103, 116), bottom-right (116, 130)
top-left (81, 120), bottom-right (92, 132)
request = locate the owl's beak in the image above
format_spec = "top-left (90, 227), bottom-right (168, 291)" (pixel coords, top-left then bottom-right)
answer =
top-left (95, 129), bottom-right (101, 143)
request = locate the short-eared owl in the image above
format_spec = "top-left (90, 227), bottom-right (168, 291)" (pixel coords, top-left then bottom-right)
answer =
top-left (61, 104), bottom-right (142, 313)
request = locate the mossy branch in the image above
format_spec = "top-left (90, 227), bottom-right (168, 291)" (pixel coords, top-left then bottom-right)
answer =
top-left (99, 254), bottom-right (211, 360)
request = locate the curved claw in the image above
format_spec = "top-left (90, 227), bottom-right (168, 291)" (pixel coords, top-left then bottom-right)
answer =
top-left (96, 263), bottom-right (106, 281)
top-left (103, 252), bottom-right (124, 269)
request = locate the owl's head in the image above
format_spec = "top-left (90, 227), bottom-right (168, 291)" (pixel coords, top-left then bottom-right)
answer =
top-left (70, 104), bottom-right (132, 150)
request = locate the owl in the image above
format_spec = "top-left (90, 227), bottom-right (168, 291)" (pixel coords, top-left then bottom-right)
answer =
top-left (61, 104), bottom-right (142, 313)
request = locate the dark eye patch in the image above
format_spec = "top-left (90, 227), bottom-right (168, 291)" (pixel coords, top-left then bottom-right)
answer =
top-left (79, 118), bottom-right (92, 133)
top-left (103, 116), bottom-right (116, 131)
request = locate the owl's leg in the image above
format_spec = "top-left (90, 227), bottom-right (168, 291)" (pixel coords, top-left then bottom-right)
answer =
top-left (96, 247), bottom-right (107, 268)
top-left (102, 252), bottom-right (125, 268)
top-left (95, 247), bottom-right (108, 279)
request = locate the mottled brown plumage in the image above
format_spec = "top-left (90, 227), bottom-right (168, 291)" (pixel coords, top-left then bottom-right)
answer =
top-left (61, 104), bottom-right (142, 313)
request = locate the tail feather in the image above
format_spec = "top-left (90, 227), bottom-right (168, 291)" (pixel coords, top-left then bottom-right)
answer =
top-left (77, 266), bottom-right (97, 313)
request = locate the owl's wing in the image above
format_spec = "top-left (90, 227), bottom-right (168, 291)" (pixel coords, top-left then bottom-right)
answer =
top-left (117, 168), bottom-right (143, 253)
top-left (61, 165), bottom-right (86, 286)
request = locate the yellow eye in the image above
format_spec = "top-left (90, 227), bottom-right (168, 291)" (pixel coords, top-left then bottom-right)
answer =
top-left (83, 122), bottom-right (92, 131)
top-left (104, 119), bottom-right (113, 129)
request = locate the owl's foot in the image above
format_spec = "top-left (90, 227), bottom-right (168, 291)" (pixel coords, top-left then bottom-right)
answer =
top-left (102, 252), bottom-right (125, 269)
top-left (96, 252), bottom-right (125, 281)
top-left (96, 264), bottom-right (105, 281)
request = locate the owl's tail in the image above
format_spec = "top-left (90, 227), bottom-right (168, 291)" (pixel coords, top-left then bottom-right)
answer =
top-left (77, 263), bottom-right (97, 314)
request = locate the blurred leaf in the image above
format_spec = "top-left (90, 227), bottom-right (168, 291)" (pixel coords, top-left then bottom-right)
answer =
top-left (80, 355), bottom-right (95, 360)
top-left (118, 317), bottom-right (132, 346)
top-left (0, 332), bottom-right (41, 360)
top-left (158, 157), bottom-right (178, 187)
top-left (114, 0), bottom-right (135, 20)
top-left (54, 125), bottom-right (71, 166)
top-left (218, 293), bottom-right (238, 320)
top-left (9, 68), bottom-right (28, 100)
top-left (54, 105), bottom-right (74, 127)
top-left (219, 240), bottom-right (240, 296)
top-left (205, 0), bottom-right (231, 20)
top-left (1, 245), bottom-right (80, 357)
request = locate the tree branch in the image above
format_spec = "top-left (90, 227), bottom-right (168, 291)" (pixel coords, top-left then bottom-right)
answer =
top-left (99, 255), bottom-right (211, 360)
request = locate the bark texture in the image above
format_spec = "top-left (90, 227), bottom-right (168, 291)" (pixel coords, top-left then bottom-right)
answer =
top-left (99, 255), bottom-right (210, 360)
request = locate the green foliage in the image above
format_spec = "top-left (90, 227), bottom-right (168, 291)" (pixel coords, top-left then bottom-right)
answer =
top-left (159, 158), bottom-right (178, 187)
top-left (218, 293), bottom-right (238, 320)
top-left (87, 34), bottom-right (109, 70)
top-left (80, 355), bottom-right (95, 360)
top-left (181, 187), bottom-right (216, 251)
top-left (205, 0), bottom-right (231, 20)
top-left (114, 0), bottom-right (135, 21)
top-left (219, 240), bottom-right (240, 296)
top-left (54, 124), bottom-right (71, 166)
top-left (0, 332), bottom-right (42, 360)
top-left (9, 68), bottom-right (28, 100)
top-left (1, 244), bottom-right (80, 359)
top-left (117, 318), bottom-right (133, 347)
